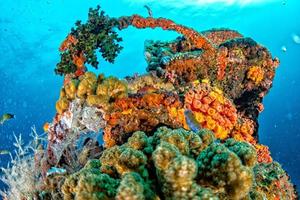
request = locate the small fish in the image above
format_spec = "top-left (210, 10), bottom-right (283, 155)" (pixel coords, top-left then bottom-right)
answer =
top-left (184, 109), bottom-right (201, 132)
top-left (292, 34), bottom-right (300, 44)
top-left (281, 46), bottom-right (287, 52)
top-left (144, 5), bottom-right (153, 17)
top-left (46, 167), bottom-right (67, 177)
top-left (160, 56), bottom-right (171, 65)
top-left (0, 150), bottom-right (10, 155)
top-left (0, 113), bottom-right (15, 125)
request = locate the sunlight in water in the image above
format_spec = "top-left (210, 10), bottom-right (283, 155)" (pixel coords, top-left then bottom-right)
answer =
top-left (126, 0), bottom-right (281, 7)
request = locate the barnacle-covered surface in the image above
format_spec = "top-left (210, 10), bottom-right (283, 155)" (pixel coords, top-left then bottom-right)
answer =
top-left (1, 4), bottom-right (297, 200)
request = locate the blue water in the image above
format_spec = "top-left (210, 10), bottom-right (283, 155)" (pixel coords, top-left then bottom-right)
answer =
top-left (0, 0), bottom-right (299, 193)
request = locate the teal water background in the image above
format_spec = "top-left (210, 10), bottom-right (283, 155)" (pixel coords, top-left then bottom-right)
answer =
top-left (0, 0), bottom-right (299, 193)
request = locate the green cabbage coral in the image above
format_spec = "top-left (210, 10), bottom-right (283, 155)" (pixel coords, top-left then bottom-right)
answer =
top-left (62, 160), bottom-right (119, 200)
top-left (61, 127), bottom-right (266, 200)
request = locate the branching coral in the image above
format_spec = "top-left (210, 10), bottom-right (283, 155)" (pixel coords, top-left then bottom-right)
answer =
top-left (55, 6), bottom-right (123, 75)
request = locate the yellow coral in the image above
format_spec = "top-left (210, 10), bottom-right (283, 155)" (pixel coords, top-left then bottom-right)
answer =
top-left (55, 97), bottom-right (69, 114)
top-left (127, 74), bottom-right (175, 93)
top-left (194, 112), bottom-right (205, 123)
top-left (213, 87), bottom-right (223, 95)
top-left (214, 125), bottom-right (227, 139)
top-left (86, 95), bottom-right (109, 109)
top-left (96, 77), bottom-right (127, 100)
top-left (121, 109), bottom-right (133, 115)
top-left (64, 80), bottom-right (77, 100)
top-left (77, 72), bottom-right (97, 98)
top-left (167, 107), bottom-right (187, 129)
top-left (59, 88), bottom-right (66, 99)
top-left (247, 66), bottom-right (264, 85)
top-left (201, 79), bottom-right (210, 84)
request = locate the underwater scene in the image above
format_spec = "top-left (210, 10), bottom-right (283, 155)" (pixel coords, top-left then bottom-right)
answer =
top-left (0, 0), bottom-right (299, 199)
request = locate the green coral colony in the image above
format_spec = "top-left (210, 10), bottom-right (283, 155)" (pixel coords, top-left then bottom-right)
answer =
top-left (1, 5), bottom-right (297, 200)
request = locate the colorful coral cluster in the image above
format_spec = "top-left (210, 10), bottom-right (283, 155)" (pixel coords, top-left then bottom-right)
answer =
top-left (184, 83), bottom-right (238, 139)
top-left (2, 5), bottom-right (297, 200)
top-left (247, 66), bottom-right (265, 85)
top-left (104, 92), bottom-right (183, 147)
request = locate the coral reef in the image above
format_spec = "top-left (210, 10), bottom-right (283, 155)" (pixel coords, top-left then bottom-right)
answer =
top-left (1, 4), bottom-right (297, 200)
top-left (58, 127), bottom-right (293, 200)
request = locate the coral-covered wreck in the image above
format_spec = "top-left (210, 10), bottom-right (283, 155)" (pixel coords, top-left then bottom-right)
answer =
top-left (1, 5), bottom-right (297, 200)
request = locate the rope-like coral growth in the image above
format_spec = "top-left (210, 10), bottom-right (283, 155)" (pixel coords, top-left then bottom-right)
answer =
top-left (55, 6), bottom-right (215, 76)
top-left (118, 15), bottom-right (215, 51)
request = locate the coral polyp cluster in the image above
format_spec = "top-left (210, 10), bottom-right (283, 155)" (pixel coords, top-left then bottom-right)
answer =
top-left (1, 4), bottom-right (297, 200)
top-left (184, 82), bottom-right (238, 139)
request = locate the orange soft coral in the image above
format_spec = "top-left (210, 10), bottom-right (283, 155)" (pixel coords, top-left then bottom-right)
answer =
top-left (130, 15), bottom-right (214, 51)
top-left (255, 144), bottom-right (273, 163)
top-left (247, 66), bottom-right (265, 85)
top-left (59, 34), bottom-right (78, 52)
top-left (230, 117), bottom-right (256, 144)
top-left (202, 29), bottom-right (243, 46)
top-left (165, 58), bottom-right (202, 84)
top-left (184, 83), bottom-right (237, 139)
top-left (72, 52), bottom-right (86, 69)
top-left (216, 46), bottom-right (228, 80)
top-left (103, 92), bottom-right (183, 147)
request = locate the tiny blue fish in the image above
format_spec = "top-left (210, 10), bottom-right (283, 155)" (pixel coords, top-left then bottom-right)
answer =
top-left (184, 109), bottom-right (202, 132)
top-left (0, 150), bottom-right (10, 155)
top-left (46, 167), bottom-right (66, 177)
top-left (160, 56), bottom-right (171, 65)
